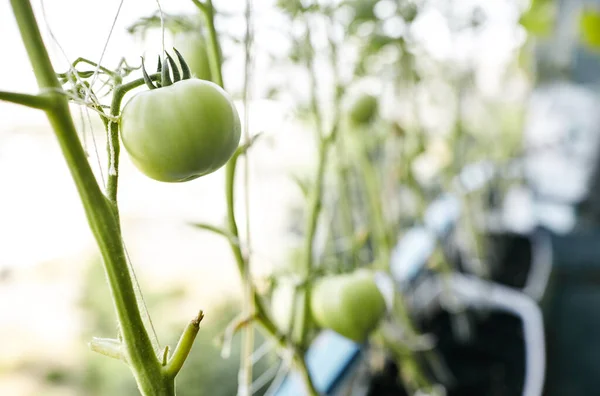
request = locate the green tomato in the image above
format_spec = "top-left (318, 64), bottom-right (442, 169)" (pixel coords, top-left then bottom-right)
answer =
top-left (120, 79), bottom-right (241, 182)
top-left (173, 32), bottom-right (213, 81)
top-left (310, 269), bottom-right (386, 342)
top-left (348, 94), bottom-right (378, 125)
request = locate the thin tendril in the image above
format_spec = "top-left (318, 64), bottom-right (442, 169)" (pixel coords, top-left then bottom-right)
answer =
top-left (39, 0), bottom-right (111, 180)
top-left (77, 106), bottom-right (89, 156)
top-left (155, 0), bottom-right (166, 59)
top-left (123, 244), bottom-right (161, 350)
top-left (39, 0), bottom-right (95, 153)
top-left (89, 0), bottom-right (125, 89)
top-left (84, 107), bottom-right (107, 188)
top-left (38, 88), bottom-right (116, 120)
top-left (94, 0), bottom-right (125, 176)
top-left (239, 0), bottom-right (256, 394)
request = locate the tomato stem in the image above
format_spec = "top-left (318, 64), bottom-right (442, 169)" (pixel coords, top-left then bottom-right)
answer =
top-left (107, 72), bottom-right (160, 206)
top-left (57, 57), bottom-right (121, 80)
top-left (353, 137), bottom-right (392, 263)
top-left (0, 90), bottom-right (55, 110)
top-left (9, 1), bottom-right (176, 394)
top-left (296, 9), bottom-right (340, 352)
top-left (189, 1), bottom-right (319, 394)
top-left (193, 0), bottom-right (224, 88)
top-left (230, 98), bottom-right (321, 396)
top-left (164, 310), bottom-right (204, 378)
top-left (325, 14), bottom-right (359, 271)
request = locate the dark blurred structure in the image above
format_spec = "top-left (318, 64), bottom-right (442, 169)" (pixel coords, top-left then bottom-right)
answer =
top-left (274, 1), bottom-right (600, 395)
top-left (526, 0), bottom-right (600, 395)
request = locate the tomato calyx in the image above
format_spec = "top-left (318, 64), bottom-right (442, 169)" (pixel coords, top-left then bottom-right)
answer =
top-left (141, 48), bottom-right (192, 90)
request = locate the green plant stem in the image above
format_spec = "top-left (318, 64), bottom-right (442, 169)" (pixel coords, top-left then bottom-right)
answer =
top-left (0, 90), bottom-right (55, 109)
top-left (225, 153), bottom-right (247, 274)
top-left (165, 311), bottom-right (204, 378)
top-left (348, 131), bottom-right (434, 391)
top-left (299, 139), bottom-right (329, 342)
top-left (326, 15), bottom-right (356, 269)
top-left (57, 57), bottom-right (121, 80)
top-left (293, 352), bottom-right (319, 395)
top-left (296, 10), bottom-right (337, 350)
top-left (191, 3), bottom-right (318, 393)
top-left (193, 0), bottom-right (224, 88)
top-left (335, 142), bottom-right (358, 268)
top-left (194, 0), bottom-right (263, 320)
top-left (103, 73), bottom-right (159, 206)
top-left (374, 328), bottom-right (433, 394)
top-left (354, 137), bottom-right (436, 388)
top-left (240, 0), bottom-right (256, 392)
top-left (225, 151), bottom-right (300, 345)
top-left (228, 138), bottom-right (320, 396)
top-left (106, 77), bottom-right (123, 206)
top-left (353, 139), bottom-right (391, 265)
top-left (10, 1), bottom-right (170, 394)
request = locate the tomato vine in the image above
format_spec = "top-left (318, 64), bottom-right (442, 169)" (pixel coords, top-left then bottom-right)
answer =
top-left (4, 2), bottom-right (207, 395)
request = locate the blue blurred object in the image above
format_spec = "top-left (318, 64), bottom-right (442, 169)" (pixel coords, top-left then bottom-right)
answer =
top-left (389, 227), bottom-right (436, 287)
top-left (424, 194), bottom-right (461, 237)
top-left (274, 330), bottom-right (363, 396)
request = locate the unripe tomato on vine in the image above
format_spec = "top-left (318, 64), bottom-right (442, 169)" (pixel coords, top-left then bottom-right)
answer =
top-left (310, 269), bottom-right (386, 342)
top-left (120, 50), bottom-right (241, 182)
top-left (348, 93), bottom-right (378, 126)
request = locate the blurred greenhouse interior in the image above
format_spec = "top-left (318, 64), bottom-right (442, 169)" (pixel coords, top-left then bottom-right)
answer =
top-left (2, 0), bottom-right (600, 395)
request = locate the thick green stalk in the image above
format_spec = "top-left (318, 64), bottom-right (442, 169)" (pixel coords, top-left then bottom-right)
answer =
top-left (9, 1), bottom-right (169, 394)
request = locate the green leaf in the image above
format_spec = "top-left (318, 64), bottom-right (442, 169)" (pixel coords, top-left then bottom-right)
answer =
top-left (580, 9), bottom-right (600, 50)
top-left (519, 0), bottom-right (556, 37)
